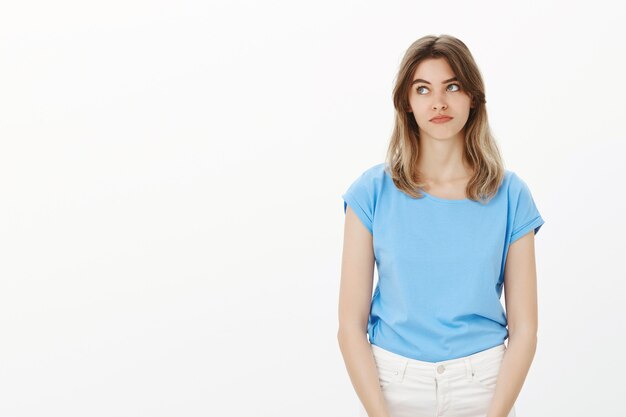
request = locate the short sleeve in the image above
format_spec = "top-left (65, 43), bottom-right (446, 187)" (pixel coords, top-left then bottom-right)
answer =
top-left (509, 174), bottom-right (545, 244)
top-left (341, 172), bottom-right (374, 235)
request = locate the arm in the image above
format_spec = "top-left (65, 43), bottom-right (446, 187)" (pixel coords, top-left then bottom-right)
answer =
top-left (337, 206), bottom-right (390, 417)
top-left (486, 230), bottom-right (539, 417)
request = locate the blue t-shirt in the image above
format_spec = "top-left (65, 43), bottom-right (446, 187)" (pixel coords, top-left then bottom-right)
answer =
top-left (341, 162), bottom-right (545, 362)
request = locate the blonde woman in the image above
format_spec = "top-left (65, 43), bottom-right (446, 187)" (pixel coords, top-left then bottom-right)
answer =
top-left (338, 34), bottom-right (544, 417)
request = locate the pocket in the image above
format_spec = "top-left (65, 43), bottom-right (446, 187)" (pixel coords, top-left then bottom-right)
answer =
top-left (373, 355), bottom-right (404, 390)
top-left (468, 357), bottom-right (501, 392)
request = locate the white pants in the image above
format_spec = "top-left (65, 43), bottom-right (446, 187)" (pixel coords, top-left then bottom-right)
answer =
top-left (358, 343), bottom-right (517, 417)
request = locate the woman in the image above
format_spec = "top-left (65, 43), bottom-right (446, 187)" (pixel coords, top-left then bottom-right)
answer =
top-left (337, 34), bottom-right (544, 417)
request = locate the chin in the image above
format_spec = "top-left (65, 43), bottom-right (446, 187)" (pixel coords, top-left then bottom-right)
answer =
top-left (424, 131), bottom-right (462, 141)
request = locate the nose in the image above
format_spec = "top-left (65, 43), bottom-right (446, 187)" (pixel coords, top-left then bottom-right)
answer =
top-left (432, 91), bottom-right (448, 111)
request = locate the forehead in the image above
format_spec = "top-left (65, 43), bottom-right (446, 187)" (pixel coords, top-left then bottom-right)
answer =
top-left (412, 58), bottom-right (455, 80)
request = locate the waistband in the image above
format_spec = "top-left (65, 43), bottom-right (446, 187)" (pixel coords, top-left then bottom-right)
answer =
top-left (370, 343), bottom-right (506, 380)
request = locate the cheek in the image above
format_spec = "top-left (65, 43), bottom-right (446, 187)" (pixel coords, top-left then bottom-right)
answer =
top-left (457, 94), bottom-right (473, 108)
top-left (408, 99), bottom-right (427, 116)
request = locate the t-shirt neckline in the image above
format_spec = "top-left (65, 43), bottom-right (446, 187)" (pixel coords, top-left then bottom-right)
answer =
top-left (418, 188), bottom-right (472, 204)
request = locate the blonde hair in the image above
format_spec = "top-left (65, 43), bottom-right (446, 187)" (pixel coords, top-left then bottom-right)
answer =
top-left (385, 34), bottom-right (504, 204)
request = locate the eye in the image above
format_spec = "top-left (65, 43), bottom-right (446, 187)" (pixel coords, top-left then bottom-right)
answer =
top-left (415, 83), bottom-right (462, 95)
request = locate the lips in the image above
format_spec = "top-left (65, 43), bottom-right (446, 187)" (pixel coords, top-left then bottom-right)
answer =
top-left (430, 116), bottom-right (453, 123)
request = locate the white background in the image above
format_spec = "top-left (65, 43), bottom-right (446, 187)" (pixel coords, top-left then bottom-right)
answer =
top-left (1, 1), bottom-right (625, 416)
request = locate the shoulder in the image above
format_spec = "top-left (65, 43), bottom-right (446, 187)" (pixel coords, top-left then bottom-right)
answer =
top-left (342, 163), bottom-right (388, 233)
top-left (503, 169), bottom-right (533, 195)
top-left (346, 162), bottom-right (388, 188)
top-left (502, 169), bottom-right (518, 185)
top-left (361, 162), bottom-right (388, 180)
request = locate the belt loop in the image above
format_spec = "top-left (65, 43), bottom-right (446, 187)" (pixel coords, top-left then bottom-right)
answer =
top-left (464, 357), bottom-right (473, 379)
top-left (398, 359), bottom-right (408, 382)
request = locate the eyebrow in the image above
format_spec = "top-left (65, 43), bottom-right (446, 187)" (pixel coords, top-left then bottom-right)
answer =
top-left (411, 76), bottom-right (458, 85)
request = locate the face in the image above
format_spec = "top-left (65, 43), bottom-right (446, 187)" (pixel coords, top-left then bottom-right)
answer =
top-left (407, 57), bottom-right (473, 142)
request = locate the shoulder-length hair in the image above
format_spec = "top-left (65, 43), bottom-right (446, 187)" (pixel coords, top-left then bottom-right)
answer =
top-left (385, 34), bottom-right (504, 204)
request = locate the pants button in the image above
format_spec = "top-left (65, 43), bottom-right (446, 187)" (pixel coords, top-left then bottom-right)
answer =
top-left (437, 365), bottom-right (445, 374)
